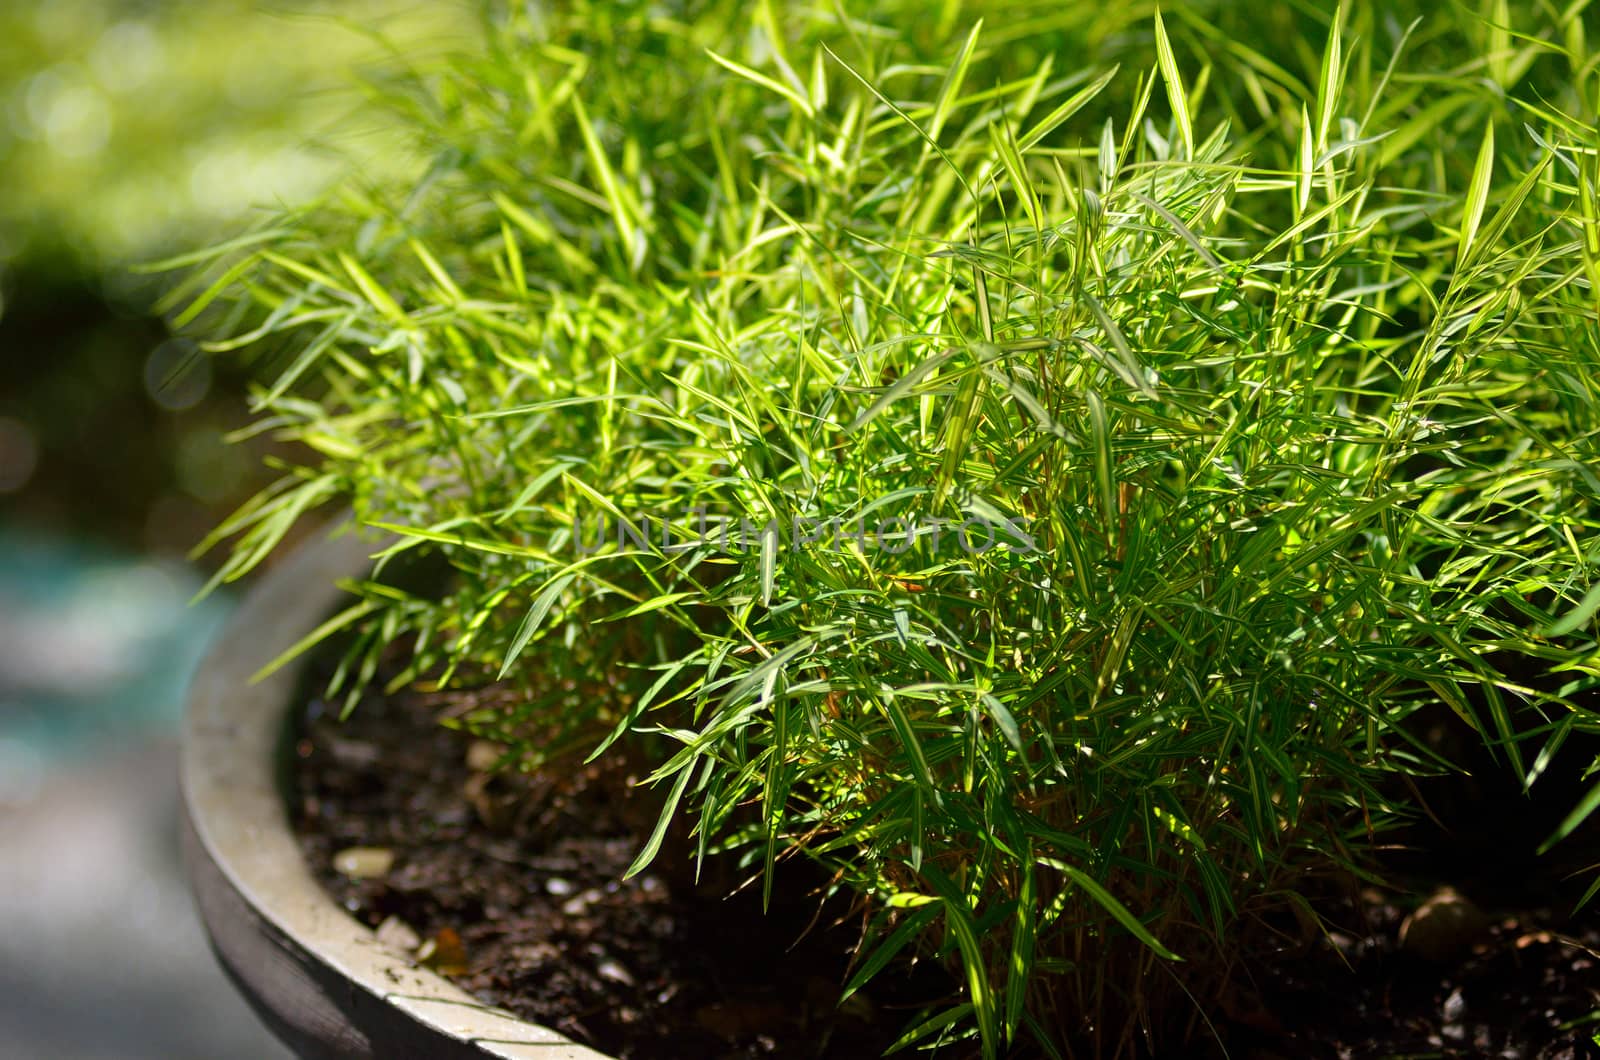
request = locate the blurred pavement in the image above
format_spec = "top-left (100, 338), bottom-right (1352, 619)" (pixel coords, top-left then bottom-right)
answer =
top-left (0, 530), bottom-right (290, 1059)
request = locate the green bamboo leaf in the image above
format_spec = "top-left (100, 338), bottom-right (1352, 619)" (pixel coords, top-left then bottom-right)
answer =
top-left (979, 691), bottom-right (1025, 756)
top-left (841, 904), bottom-right (941, 1001)
top-left (706, 49), bottom-right (815, 117)
top-left (408, 238), bottom-right (464, 303)
top-left (928, 20), bottom-right (983, 146)
top-left (1547, 581), bottom-right (1600, 636)
top-left (338, 252), bottom-right (407, 324)
top-left (989, 119), bottom-right (1041, 229)
top-left (1375, 93), bottom-right (1473, 168)
top-left (139, 227), bottom-right (292, 273)
top-left (1314, 2), bottom-right (1344, 152)
top-left (1086, 390), bottom-right (1115, 537)
top-left (881, 693), bottom-right (942, 809)
top-left (946, 902), bottom-right (998, 1059)
top-left (1018, 65), bottom-right (1120, 152)
top-left (1098, 116), bottom-right (1117, 191)
top-left (1469, 149), bottom-right (1551, 265)
top-left (823, 43), bottom-right (976, 205)
top-left (847, 349), bottom-right (957, 432)
top-left (1487, 0), bottom-right (1512, 88)
top-left (885, 1004), bottom-right (974, 1055)
top-left (921, 868), bottom-right (999, 1059)
top-left (1459, 119), bottom-right (1496, 265)
top-left (249, 599), bottom-right (380, 684)
top-left (1297, 103), bottom-right (1314, 216)
top-left (624, 765), bottom-right (694, 879)
top-left (586, 656), bottom-right (703, 765)
top-left (1125, 191), bottom-right (1224, 274)
top-left (1153, 9), bottom-right (1193, 159)
top-left (467, 394), bottom-right (661, 421)
top-left (256, 309), bottom-right (358, 408)
top-left (615, 591), bottom-right (700, 619)
top-left (938, 351), bottom-right (985, 504)
top-left (989, 368), bottom-right (1076, 441)
top-left (363, 520), bottom-right (542, 558)
top-left (1570, 870), bottom-right (1600, 915)
top-left (759, 521), bottom-right (778, 607)
top-left (1578, 153), bottom-right (1600, 298)
top-left (1538, 780), bottom-right (1600, 855)
top-left (1005, 861), bottom-right (1036, 1040)
top-left (1038, 857), bottom-right (1181, 959)
top-left (1081, 291), bottom-right (1156, 395)
top-left (500, 573), bottom-right (576, 678)
top-left (171, 255), bottom-right (258, 328)
top-left (572, 94), bottom-right (642, 262)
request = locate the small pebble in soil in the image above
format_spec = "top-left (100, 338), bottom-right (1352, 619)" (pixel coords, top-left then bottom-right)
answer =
top-left (332, 845), bottom-right (394, 879)
top-left (375, 915), bottom-right (421, 954)
top-left (1442, 985), bottom-right (1466, 1023)
top-left (596, 957), bottom-right (635, 986)
top-left (1399, 885), bottom-right (1488, 962)
top-left (466, 739), bottom-right (504, 772)
top-left (327, 737), bottom-right (381, 768)
top-left (561, 888), bottom-right (603, 918)
top-left (544, 877), bottom-right (575, 897)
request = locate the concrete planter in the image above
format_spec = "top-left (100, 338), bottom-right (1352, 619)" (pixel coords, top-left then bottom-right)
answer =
top-left (180, 528), bottom-right (612, 1060)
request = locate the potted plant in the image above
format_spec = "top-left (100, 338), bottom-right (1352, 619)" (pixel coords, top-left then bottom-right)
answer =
top-left (178, 1), bottom-right (1600, 1056)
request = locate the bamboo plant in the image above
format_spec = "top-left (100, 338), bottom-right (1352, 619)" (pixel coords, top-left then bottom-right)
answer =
top-left (170, 1), bottom-right (1600, 1055)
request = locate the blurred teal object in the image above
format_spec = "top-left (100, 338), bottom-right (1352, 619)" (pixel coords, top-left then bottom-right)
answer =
top-left (0, 524), bottom-right (231, 777)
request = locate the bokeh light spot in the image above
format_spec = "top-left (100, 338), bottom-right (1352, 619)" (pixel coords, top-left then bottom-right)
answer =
top-left (143, 338), bottom-right (212, 411)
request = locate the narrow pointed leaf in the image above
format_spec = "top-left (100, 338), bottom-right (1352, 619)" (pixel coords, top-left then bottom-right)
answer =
top-left (1153, 9), bottom-right (1193, 159)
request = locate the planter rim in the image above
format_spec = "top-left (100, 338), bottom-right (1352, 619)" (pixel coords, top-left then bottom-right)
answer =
top-left (180, 524), bottom-right (613, 1060)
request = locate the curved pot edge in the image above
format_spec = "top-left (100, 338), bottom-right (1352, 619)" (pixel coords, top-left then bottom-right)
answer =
top-left (179, 525), bottom-right (612, 1060)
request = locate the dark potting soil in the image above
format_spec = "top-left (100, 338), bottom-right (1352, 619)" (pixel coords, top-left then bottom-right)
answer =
top-left (1230, 888), bottom-right (1600, 1060)
top-left (291, 676), bottom-right (1600, 1060)
top-left (289, 676), bottom-right (958, 1060)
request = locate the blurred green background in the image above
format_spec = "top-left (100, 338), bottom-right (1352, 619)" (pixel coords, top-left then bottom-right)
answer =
top-left (1, 0), bottom-right (467, 552)
top-left (0, 0), bottom-right (471, 754)
top-left (0, 5), bottom-right (464, 1056)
